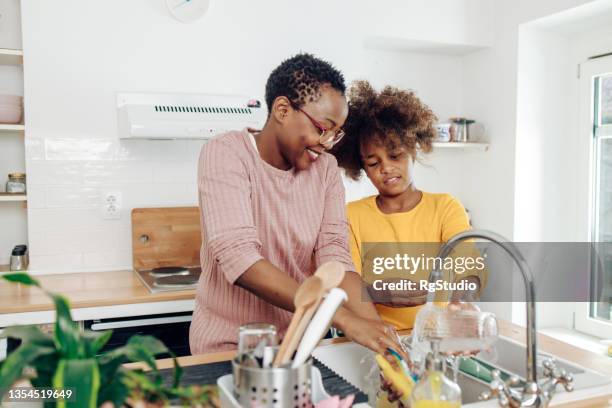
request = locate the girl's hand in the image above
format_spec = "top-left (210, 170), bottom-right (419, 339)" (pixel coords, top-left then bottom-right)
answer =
top-left (371, 278), bottom-right (428, 308)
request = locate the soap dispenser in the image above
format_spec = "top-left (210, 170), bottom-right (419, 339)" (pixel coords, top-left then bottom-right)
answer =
top-left (410, 341), bottom-right (461, 408)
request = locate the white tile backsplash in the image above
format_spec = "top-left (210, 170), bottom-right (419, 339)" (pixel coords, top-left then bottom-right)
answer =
top-left (82, 162), bottom-right (153, 184)
top-left (79, 227), bottom-right (121, 253)
top-left (152, 161), bottom-right (198, 184)
top-left (24, 185), bottom-right (46, 209)
top-left (115, 139), bottom-right (188, 161)
top-left (29, 253), bottom-right (84, 272)
top-left (27, 161), bottom-right (84, 185)
top-left (45, 138), bottom-right (117, 161)
top-left (29, 208), bottom-right (104, 232)
top-left (185, 140), bottom-right (207, 162)
top-left (27, 135), bottom-right (203, 271)
top-left (24, 138), bottom-right (44, 160)
top-left (82, 251), bottom-right (131, 270)
top-left (45, 186), bottom-right (101, 208)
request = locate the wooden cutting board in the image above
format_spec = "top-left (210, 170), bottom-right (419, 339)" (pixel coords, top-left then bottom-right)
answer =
top-left (131, 207), bottom-right (202, 271)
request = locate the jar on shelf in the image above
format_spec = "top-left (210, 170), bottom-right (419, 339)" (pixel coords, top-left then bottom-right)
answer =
top-left (6, 172), bottom-right (26, 193)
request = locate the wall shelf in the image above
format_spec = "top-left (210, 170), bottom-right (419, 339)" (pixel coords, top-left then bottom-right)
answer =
top-left (0, 124), bottom-right (25, 134)
top-left (432, 142), bottom-right (489, 152)
top-left (0, 193), bottom-right (27, 202)
top-left (363, 36), bottom-right (489, 56)
top-left (0, 48), bottom-right (23, 65)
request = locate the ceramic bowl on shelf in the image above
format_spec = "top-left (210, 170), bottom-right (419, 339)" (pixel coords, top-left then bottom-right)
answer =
top-left (0, 94), bottom-right (23, 124)
top-left (0, 105), bottom-right (22, 124)
top-left (0, 94), bottom-right (22, 105)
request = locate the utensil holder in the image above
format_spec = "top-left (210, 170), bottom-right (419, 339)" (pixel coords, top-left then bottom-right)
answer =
top-left (232, 358), bottom-right (315, 408)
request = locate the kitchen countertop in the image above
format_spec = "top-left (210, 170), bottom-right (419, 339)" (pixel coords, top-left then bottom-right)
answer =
top-left (0, 270), bottom-right (195, 314)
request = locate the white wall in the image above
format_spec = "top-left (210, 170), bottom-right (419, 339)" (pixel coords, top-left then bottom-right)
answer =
top-left (19, 0), bottom-right (492, 272)
top-left (515, 28), bottom-right (573, 242)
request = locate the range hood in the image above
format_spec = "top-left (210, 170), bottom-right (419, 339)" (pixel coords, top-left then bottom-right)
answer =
top-left (117, 92), bottom-right (265, 139)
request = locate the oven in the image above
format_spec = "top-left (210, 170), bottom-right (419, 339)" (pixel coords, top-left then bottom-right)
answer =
top-left (84, 312), bottom-right (193, 357)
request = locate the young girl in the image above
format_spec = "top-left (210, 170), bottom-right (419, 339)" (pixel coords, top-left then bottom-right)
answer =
top-left (332, 80), bottom-right (483, 331)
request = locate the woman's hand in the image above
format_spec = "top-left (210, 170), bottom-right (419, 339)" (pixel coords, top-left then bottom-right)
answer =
top-left (334, 309), bottom-right (409, 361)
top-left (381, 375), bottom-right (409, 408)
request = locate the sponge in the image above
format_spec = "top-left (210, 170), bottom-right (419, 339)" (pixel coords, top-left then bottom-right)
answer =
top-left (459, 358), bottom-right (493, 383)
top-left (375, 354), bottom-right (415, 404)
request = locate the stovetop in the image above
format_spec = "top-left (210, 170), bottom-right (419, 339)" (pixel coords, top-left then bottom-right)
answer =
top-left (135, 266), bottom-right (202, 293)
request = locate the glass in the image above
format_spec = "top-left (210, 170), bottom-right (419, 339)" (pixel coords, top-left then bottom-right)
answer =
top-left (237, 323), bottom-right (278, 357)
top-left (296, 107), bottom-right (345, 148)
top-left (591, 72), bottom-right (612, 323)
top-left (411, 303), bottom-right (498, 356)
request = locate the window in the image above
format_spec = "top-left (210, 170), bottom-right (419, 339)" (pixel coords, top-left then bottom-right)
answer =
top-left (576, 56), bottom-right (612, 338)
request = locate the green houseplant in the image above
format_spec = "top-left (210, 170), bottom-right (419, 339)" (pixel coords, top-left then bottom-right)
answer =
top-left (0, 273), bottom-right (218, 408)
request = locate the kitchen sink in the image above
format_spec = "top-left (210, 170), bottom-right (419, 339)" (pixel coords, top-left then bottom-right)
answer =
top-left (312, 335), bottom-right (611, 407)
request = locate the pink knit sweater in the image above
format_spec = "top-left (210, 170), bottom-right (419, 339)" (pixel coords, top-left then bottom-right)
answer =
top-left (189, 129), bottom-right (354, 354)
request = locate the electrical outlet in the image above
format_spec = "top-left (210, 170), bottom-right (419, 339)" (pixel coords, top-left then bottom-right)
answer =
top-left (102, 191), bottom-right (122, 220)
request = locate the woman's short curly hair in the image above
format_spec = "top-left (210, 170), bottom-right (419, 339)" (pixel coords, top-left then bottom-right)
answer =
top-left (265, 53), bottom-right (346, 115)
top-left (331, 80), bottom-right (437, 180)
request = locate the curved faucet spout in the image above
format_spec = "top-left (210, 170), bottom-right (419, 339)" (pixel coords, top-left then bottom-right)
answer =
top-left (428, 229), bottom-right (538, 385)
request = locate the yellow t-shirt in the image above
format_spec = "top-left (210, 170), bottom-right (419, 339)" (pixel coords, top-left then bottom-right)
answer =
top-left (347, 192), bottom-right (478, 330)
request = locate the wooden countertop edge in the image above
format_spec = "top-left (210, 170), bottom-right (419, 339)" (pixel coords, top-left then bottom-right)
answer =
top-left (0, 270), bottom-right (196, 313)
top-left (0, 291), bottom-right (196, 314)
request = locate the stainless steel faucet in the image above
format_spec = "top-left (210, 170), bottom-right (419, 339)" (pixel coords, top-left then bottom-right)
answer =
top-left (427, 229), bottom-right (573, 408)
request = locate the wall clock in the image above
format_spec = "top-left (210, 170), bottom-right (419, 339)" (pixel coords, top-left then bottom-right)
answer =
top-left (166, 0), bottom-right (210, 23)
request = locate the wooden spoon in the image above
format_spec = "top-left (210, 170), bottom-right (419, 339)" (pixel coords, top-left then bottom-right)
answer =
top-left (315, 261), bottom-right (346, 291)
top-left (273, 275), bottom-right (324, 367)
top-left (273, 262), bottom-right (346, 367)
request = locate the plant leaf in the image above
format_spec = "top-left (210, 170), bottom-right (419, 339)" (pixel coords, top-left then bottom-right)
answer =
top-left (96, 335), bottom-right (171, 393)
top-left (126, 335), bottom-right (169, 356)
top-left (96, 367), bottom-right (131, 408)
top-left (81, 330), bottom-right (112, 357)
top-left (29, 352), bottom-right (60, 390)
top-left (171, 355), bottom-right (183, 389)
top-left (53, 359), bottom-right (100, 408)
top-left (0, 343), bottom-right (55, 398)
top-left (1, 273), bottom-right (41, 287)
top-left (49, 293), bottom-right (82, 358)
top-left (2, 325), bottom-right (54, 346)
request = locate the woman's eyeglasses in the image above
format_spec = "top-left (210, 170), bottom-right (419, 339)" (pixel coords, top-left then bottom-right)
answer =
top-left (296, 107), bottom-right (345, 149)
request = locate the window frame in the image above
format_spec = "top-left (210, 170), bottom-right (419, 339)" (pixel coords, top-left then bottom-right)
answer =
top-left (575, 55), bottom-right (612, 339)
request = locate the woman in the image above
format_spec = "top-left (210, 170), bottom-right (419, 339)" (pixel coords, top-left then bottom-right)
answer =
top-left (189, 54), bottom-right (404, 356)
top-left (332, 80), bottom-right (484, 331)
